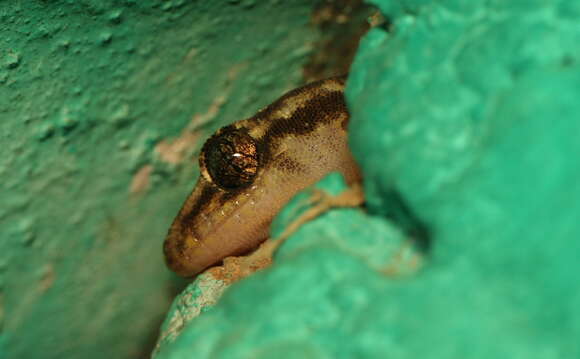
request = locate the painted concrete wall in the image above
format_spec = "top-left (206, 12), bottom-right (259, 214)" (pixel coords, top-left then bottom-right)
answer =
top-left (6, 1), bottom-right (576, 358)
top-left (0, 1), bottom-right (330, 357)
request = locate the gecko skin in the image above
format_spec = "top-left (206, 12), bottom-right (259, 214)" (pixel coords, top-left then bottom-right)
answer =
top-left (163, 76), bottom-right (361, 277)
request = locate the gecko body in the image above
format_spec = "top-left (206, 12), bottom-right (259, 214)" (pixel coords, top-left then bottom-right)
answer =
top-left (163, 76), bottom-right (361, 277)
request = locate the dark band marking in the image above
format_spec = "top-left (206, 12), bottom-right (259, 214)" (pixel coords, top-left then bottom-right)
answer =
top-left (253, 75), bottom-right (346, 119)
top-left (261, 91), bottom-right (346, 142)
top-left (180, 185), bottom-right (219, 234)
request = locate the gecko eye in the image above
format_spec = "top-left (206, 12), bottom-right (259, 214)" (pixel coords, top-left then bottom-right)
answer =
top-left (201, 127), bottom-right (260, 190)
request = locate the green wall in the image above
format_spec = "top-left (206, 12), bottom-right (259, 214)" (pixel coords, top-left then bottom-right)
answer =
top-left (4, 0), bottom-right (578, 358)
top-left (0, 1), bottom-right (326, 358)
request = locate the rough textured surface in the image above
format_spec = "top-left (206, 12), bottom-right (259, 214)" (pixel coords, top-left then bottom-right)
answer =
top-left (0, 1), bottom-right (325, 358)
top-left (155, 0), bottom-right (580, 357)
top-left (152, 271), bottom-right (230, 358)
top-left (346, 0), bottom-right (580, 356)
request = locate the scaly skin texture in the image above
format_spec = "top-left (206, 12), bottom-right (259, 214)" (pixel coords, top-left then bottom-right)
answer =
top-left (163, 76), bottom-right (361, 277)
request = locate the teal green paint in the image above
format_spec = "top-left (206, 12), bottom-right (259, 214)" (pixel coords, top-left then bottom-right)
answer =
top-left (153, 270), bottom-right (230, 356)
top-left (0, 1), bottom-right (321, 358)
top-left (155, 0), bottom-right (580, 357)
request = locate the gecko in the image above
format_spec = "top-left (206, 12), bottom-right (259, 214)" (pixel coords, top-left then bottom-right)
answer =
top-left (163, 76), bottom-right (362, 277)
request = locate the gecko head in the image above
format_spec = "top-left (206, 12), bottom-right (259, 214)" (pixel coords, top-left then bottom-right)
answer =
top-left (163, 125), bottom-right (274, 277)
top-left (162, 76), bottom-right (357, 277)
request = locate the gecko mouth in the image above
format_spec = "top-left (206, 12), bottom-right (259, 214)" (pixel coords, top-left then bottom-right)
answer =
top-left (163, 181), bottom-right (276, 277)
